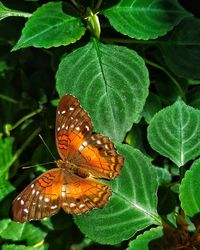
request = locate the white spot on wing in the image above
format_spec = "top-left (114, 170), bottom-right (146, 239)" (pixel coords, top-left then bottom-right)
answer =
top-left (70, 203), bottom-right (76, 208)
top-left (65, 125), bottom-right (68, 130)
top-left (20, 199), bottom-right (24, 205)
top-left (85, 125), bottom-right (90, 131)
top-left (69, 107), bottom-right (74, 111)
top-left (44, 197), bottom-right (50, 203)
top-left (32, 189), bottom-right (36, 195)
top-left (17, 197), bottom-right (21, 200)
top-left (39, 195), bottom-right (43, 201)
top-left (58, 111), bottom-right (60, 115)
top-left (31, 184), bottom-right (34, 188)
top-left (70, 124), bottom-right (74, 128)
top-left (76, 127), bottom-right (80, 131)
top-left (51, 205), bottom-right (58, 209)
top-left (36, 191), bottom-right (40, 195)
top-left (97, 140), bottom-right (102, 144)
top-left (62, 124), bottom-right (65, 128)
top-left (105, 144), bottom-right (109, 150)
top-left (83, 141), bottom-right (88, 147)
top-left (79, 204), bottom-right (85, 208)
top-left (61, 110), bottom-right (66, 114)
top-left (79, 145), bottom-right (84, 152)
top-left (57, 127), bottom-right (60, 131)
top-left (24, 208), bottom-right (28, 213)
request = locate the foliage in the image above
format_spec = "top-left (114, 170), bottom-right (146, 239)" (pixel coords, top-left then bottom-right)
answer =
top-left (0, 0), bottom-right (199, 249)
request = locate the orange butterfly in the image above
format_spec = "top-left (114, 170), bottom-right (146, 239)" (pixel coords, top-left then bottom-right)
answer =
top-left (12, 94), bottom-right (124, 222)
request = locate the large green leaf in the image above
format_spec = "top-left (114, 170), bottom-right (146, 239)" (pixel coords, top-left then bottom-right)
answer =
top-left (180, 158), bottom-right (200, 217)
top-left (12, 2), bottom-right (85, 50)
top-left (75, 145), bottom-right (160, 244)
top-left (127, 226), bottom-right (163, 250)
top-left (147, 100), bottom-right (200, 167)
top-left (0, 219), bottom-right (47, 245)
top-left (56, 39), bottom-right (149, 142)
top-left (103, 0), bottom-right (191, 40)
top-left (160, 17), bottom-right (200, 79)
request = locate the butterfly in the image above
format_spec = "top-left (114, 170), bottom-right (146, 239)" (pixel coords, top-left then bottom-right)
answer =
top-left (12, 94), bottom-right (124, 222)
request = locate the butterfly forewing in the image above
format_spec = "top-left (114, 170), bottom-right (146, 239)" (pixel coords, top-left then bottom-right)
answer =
top-left (71, 133), bottom-right (124, 179)
top-left (56, 94), bottom-right (124, 179)
top-left (56, 95), bottom-right (93, 161)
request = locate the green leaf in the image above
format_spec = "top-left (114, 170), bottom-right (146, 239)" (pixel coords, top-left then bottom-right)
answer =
top-left (155, 166), bottom-right (171, 186)
top-left (103, 0), bottom-right (191, 40)
top-left (147, 100), bottom-right (200, 167)
top-left (160, 17), bottom-right (200, 79)
top-left (0, 219), bottom-right (47, 245)
top-left (2, 245), bottom-right (45, 250)
top-left (142, 92), bottom-right (162, 124)
top-left (0, 178), bottom-right (15, 202)
top-left (127, 226), bottom-right (163, 250)
top-left (12, 2), bottom-right (85, 51)
top-left (180, 158), bottom-right (200, 217)
top-left (0, 2), bottom-right (31, 21)
top-left (75, 145), bottom-right (161, 244)
top-left (56, 39), bottom-right (149, 142)
top-left (0, 136), bottom-right (14, 178)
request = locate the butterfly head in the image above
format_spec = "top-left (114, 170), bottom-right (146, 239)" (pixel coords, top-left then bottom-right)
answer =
top-left (56, 159), bottom-right (65, 168)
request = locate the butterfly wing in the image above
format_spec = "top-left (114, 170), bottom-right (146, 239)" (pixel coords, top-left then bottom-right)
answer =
top-left (12, 168), bottom-right (63, 222)
top-left (61, 172), bottom-right (112, 214)
top-left (56, 94), bottom-right (124, 180)
top-left (56, 94), bottom-right (93, 161)
top-left (71, 133), bottom-right (124, 179)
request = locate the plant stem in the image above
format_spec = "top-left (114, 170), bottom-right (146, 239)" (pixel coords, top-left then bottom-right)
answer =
top-left (9, 106), bottom-right (43, 132)
top-left (4, 127), bottom-right (41, 173)
top-left (0, 94), bottom-right (18, 104)
top-left (144, 58), bottom-right (186, 100)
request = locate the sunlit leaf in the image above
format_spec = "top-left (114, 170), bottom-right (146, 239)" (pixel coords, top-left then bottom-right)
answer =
top-left (13, 2), bottom-right (85, 50)
top-left (148, 100), bottom-right (200, 167)
top-left (180, 158), bottom-right (200, 217)
top-left (0, 219), bottom-right (47, 245)
top-left (127, 226), bottom-right (163, 250)
top-left (56, 39), bottom-right (149, 142)
top-left (104, 0), bottom-right (191, 39)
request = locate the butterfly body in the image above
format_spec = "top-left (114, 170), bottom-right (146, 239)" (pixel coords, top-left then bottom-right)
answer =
top-left (12, 94), bottom-right (124, 222)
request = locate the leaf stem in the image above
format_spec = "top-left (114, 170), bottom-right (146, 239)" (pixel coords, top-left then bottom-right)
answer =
top-left (8, 106), bottom-right (43, 132)
top-left (5, 10), bottom-right (31, 18)
top-left (4, 127), bottom-right (41, 174)
top-left (144, 58), bottom-right (186, 100)
top-left (0, 94), bottom-right (18, 104)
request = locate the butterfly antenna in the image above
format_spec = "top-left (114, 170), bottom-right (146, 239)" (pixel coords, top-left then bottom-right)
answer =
top-left (39, 134), bottom-right (56, 161)
top-left (22, 162), bottom-right (55, 169)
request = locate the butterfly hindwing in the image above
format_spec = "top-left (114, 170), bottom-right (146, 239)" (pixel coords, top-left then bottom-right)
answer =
top-left (61, 173), bottom-right (112, 214)
top-left (12, 168), bottom-right (63, 222)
